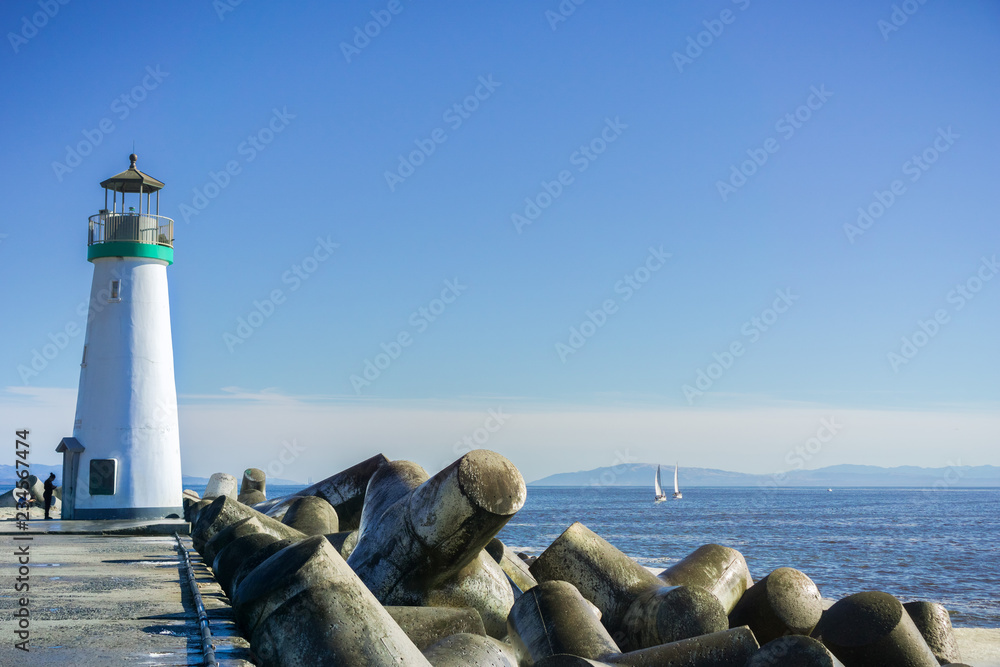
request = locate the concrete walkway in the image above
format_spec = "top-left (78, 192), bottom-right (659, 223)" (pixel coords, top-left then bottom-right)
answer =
top-left (0, 525), bottom-right (252, 666)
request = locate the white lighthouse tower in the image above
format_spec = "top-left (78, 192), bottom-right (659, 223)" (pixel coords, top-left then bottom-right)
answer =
top-left (57, 154), bottom-right (183, 520)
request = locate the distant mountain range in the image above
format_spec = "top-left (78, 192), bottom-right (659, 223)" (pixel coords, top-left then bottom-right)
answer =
top-left (530, 463), bottom-right (1000, 488)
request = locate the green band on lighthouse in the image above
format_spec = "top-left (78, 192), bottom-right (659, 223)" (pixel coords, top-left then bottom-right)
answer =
top-left (88, 242), bottom-right (174, 265)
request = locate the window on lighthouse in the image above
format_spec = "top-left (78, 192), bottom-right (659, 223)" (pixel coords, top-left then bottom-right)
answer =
top-left (109, 280), bottom-right (121, 302)
top-left (90, 459), bottom-right (118, 495)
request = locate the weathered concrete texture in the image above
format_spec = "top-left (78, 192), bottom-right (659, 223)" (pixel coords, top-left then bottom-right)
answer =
top-left (487, 537), bottom-right (538, 593)
top-left (0, 533), bottom-right (252, 666)
top-left (905, 601), bottom-right (962, 665)
top-left (240, 467), bottom-right (266, 497)
top-left (237, 489), bottom-right (265, 506)
top-left (212, 532), bottom-right (279, 598)
top-left (347, 450), bottom-right (526, 638)
top-left (815, 591), bottom-right (939, 667)
top-left (619, 584), bottom-right (728, 650)
top-left (259, 453), bottom-right (389, 529)
top-left (205, 472), bottom-right (238, 500)
top-left (728, 566), bottom-right (823, 644)
top-left (508, 580), bottom-right (621, 663)
top-left (657, 543), bottom-right (753, 613)
top-left (530, 522), bottom-right (726, 650)
top-left (280, 495), bottom-right (339, 535)
top-left (746, 635), bottom-right (844, 667)
top-left (192, 495), bottom-right (303, 555)
top-left (421, 632), bottom-right (518, 666)
top-left (249, 538), bottom-right (431, 666)
top-left (387, 605), bottom-right (488, 650)
top-left (604, 627), bottom-right (758, 666)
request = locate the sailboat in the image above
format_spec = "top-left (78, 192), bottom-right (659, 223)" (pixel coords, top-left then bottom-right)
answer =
top-left (654, 465), bottom-right (667, 501)
top-left (672, 463), bottom-right (682, 499)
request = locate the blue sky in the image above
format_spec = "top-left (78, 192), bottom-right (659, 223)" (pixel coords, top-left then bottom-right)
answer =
top-left (2, 1), bottom-right (998, 482)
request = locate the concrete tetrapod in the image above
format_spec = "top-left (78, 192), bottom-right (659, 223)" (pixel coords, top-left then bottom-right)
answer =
top-left (728, 567), bottom-right (823, 644)
top-left (258, 453), bottom-right (389, 528)
top-left (229, 537), bottom-right (297, 602)
top-left (357, 460), bottom-right (429, 535)
top-left (249, 540), bottom-right (432, 667)
top-left (279, 495), bottom-right (339, 535)
top-left (657, 544), bottom-right (754, 613)
top-left (204, 472), bottom-right (238, 500)
top-left (347, 449), bottom-right (526, 638)
top-left (746, 635), bottom-right (844, 667)
top-left (507, 580), bottom-right (622, 662)
top-left (904, 601), bottom-right (962, 665)
top-left (534, 659), bottom-right (614, 667)
top-left (192, 495), bottom-right (304, 555)
top-left (386, 606), bottom-right (487, 651)
top-left (240, 467), bottom-right (266, 497)
top-left (529, 522), bottom-right (727, 650)
top-left (211, 532), bottom-right (279, 598)
top-left (421, 632), bottom-right (519, 666)
top-left (814, 591), bottom-right (939, 667)
top-left (508, 580), bottom-right (756, 666)
top-left (231, 535), bottom-right (345, 637)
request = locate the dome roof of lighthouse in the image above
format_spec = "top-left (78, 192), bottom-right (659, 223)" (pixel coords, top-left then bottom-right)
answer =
top-left (100, 153), bottom-right (165, 193)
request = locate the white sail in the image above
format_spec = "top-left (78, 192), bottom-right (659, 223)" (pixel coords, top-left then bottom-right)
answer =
top-left (654, 465), bottom-right (664, 497)
top-left (673, 464), bottom-right (680, 494)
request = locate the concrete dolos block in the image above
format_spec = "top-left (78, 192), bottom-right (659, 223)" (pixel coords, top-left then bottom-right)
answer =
top-left (728, 566), bottom-right (823, 644)
top-left (280, 495), bottom-right (339, 535)
top-left (248, 536), bottom-right (431, 666)
top-left (905, 601), bottom-right (962, 665)
top-left (529, 522), bottom-right (727, 650)
top-left (815, 591), bottom-right (939, 667)
top-left (657, 543), bottom-right (753, 613)
top-left (258, 453), bottom-right (389, 529)
top-left (204, 472), bottom-right (238, 500)
top-left (347, 450), bottom-right (526, 638)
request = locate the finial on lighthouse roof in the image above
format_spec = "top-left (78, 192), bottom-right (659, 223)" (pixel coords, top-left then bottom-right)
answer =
top-left (100, 152), bottom-right (165, 193)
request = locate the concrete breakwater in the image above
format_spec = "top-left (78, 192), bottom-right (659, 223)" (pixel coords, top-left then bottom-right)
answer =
top-left (185, 451), bottom-right (972, 666)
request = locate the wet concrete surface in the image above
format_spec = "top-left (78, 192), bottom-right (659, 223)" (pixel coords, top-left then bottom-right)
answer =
top-left (0, 530), bottom-right (252, 666)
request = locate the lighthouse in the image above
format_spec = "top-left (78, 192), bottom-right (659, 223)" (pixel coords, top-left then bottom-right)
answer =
top-left (57, 154), bottom-right (183, 520)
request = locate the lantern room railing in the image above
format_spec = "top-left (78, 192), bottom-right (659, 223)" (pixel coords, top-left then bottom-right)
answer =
top-left (88, 211), bottom-right (173, 247)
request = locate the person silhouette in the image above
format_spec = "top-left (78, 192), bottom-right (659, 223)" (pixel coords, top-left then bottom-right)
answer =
top-left (43, 473), bottom-right (56, 520)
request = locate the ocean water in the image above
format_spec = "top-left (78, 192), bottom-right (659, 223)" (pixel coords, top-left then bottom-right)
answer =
top-left (497, 486), bottom-right (1000, 629)
top-left (190, 483), bottom-right (999, 628)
